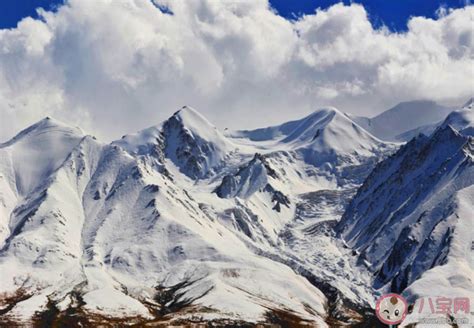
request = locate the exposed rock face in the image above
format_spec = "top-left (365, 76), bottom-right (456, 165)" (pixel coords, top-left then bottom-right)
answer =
top-left (1, 101), bottom-right (472, 326)
top-left (337, 126), bottom-right (474, 292)
top-left (162, 106), bottom-right (235, 180)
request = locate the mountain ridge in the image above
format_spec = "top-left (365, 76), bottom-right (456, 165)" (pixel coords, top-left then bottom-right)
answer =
top-left (335, 112), bottom-right (473, 326)
top-left (350, 100), bottom-right (454, 141)
top-left (0, 101), bottom-right (472, 326)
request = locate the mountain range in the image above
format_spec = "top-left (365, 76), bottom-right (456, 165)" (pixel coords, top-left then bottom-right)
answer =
top-left (0, 99), bottom-right (472, 326)
top-left (350, 100), bottom-right (454, 142)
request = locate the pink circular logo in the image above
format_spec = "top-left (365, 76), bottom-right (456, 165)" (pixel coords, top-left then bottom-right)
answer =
top-left (375, 293), bottom-right (408, 325)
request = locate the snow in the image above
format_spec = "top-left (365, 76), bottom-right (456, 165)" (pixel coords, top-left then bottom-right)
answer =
top-left (440, 100), bottom-right (474, 136)
top-left (0, 117), bottom-right (84, 196)
top-left (352, 100), bottom-right (453, 141)
top-left (82, 288), bottom-right (153, 318)
top-left (336, 108), bottom-right (474, 325)
top-left (401, 185), bottom-right (474, 327)
top-left (0, 100), bottom-right (472, 325)
top-left (115, 106), bottom-right (239, 180)
top-left (7, 293), bottom-right (49, 320)
top-left (214, 154), bottom-right (270, 199)
top-left (393, 98), bottom-right (473, 141)
top-left (170, 106), bottom-right (232, 151)
top-left (229, 107), bottom-right (387, 155)
top-left (113, 125), bottom-right (162, 156)
top-left (394, 121), bottom-right (440, 141)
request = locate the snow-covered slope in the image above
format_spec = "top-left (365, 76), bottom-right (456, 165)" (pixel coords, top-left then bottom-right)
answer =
top-left (215, 154), bottom-right (275, 198)
top-left (0, 117), bottom-right (85, 196)
top-left (393, 121), bottom-right (440, 141)
top-left (1, 103), bottom-right (469, 326)
top-left (281, 108), bottom-right (384, 156)
top-left (0, 118), bottom-right (87, 245)
top-left (440, 98), bottom-right (474, 136)
top-left (228, 107), bottom-right (394, 188)
top-left (231, 107), bottom-right (386, 156)
top-left (0, 113), bottom-right (331, 326)
top-left (115, 106), bottom-right (237, 180)
top-left (161, 106), bottom-right (237, 179)
top-left (352, 100), bottom-right (453, 141)
top-left (336, 108), bottom-right (474, 326)
top-left (391, 98), bottom-right (473, 141)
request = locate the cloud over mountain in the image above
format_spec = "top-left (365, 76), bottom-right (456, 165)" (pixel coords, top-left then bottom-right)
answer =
top-left (0, 0), bottom-right (472, 140)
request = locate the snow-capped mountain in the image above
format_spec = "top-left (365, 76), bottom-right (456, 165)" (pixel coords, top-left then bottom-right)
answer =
top-left (0, 117), bottom-right (85, 196)
top-left (0, 115), bottom-right (330, 326)
top-left (0, 101), bottom-right (472, 326)
top-left (440, 98), bottom-right (474, 136)
top-left (0, 118), bottom-right (87, 244)
top-left (393, 122), bottom-right (440, 142)
top-left (388, 98), bottom-right (473, 141)
top-left (352, 100), bottom-right (454, 141)
top-left (336, 103), bottom-right (473, 324)
top-left (161, 106), bottom-right (237, 179)
top-left (229, 107), bottom-right (393, 188)
top-left (215, 153), bottom-right (276, 198)
top-left (115, 106), bottom-right (237, 180)
top-left (231, 107), bottom-right (386, 157)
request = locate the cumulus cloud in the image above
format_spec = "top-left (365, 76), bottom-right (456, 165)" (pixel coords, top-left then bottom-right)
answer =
top-left (0, 0), bottom-right (472, 141)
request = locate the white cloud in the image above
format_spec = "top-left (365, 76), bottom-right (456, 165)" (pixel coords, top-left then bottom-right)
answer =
top-left (0, 0), bottom-right (472, 141)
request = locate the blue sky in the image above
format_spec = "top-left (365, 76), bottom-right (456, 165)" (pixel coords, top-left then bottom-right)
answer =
top-left (0, 0), bottom-right (470, 30)
top-left (0, 0), bottom-right (64, 28)
top-left (270, 0), bottom-right (470, 30)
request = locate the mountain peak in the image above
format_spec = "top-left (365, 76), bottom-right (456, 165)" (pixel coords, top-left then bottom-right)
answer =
top-left (165, 106), bottom-right (229, 142)
top-left (0, 116), bottom-right (86, 195)
top-left (1, 116), bottom-right (84, 148)
top-left (163, 106), bottom-right (235, 179)
top-left (351, 100), bottom-right (454, 141)
top-left (462, 97), bottom-right (473, 109)
top-left (310, 106), bottom-right (339, 116)
top-left (431, 123), bottom-right (463, 143)
top-left (440, 102), bottom-right (474, 136)
top-left (170, 106), bottom-right (212, 128)
top-left (337, 116), bottom-right (472, 293)
top-left (33, 116), bottom-right (81, 131)
top-left (228, 106), bottom-right (387, 165)
top-left (280, 107), bottom-right (384, 155)
top-left (165, 106), bottom-right (226, 141)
